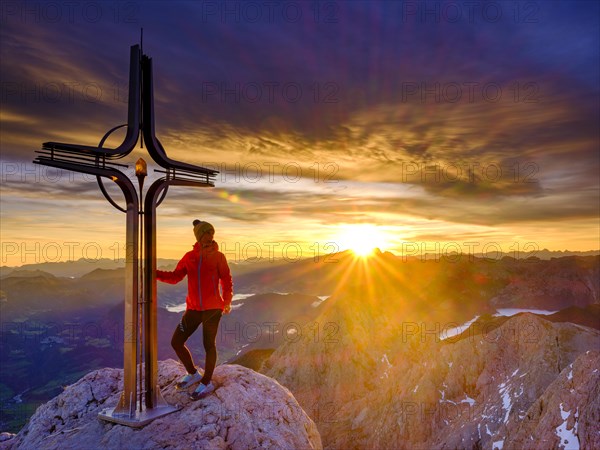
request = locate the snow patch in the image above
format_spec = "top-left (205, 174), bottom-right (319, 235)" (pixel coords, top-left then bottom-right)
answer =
top-left (494, 308), bottom-right (558, 317)
top-left (516, 384), bottom-right (524, 396)
top-left (492, 439), bottom-right (504, 450)
top-left (235, 343), bottom-right (250, 356)
top-left (381, 354), bottom-right (392, 368)
top-left (498, 381), bottom-right (512, 424)
top-left (380, 354), bottom-right (393, 379)
top-left (167, 292), bottom-right (255, 312)
top-left (461, 394), bottom-right (476, 406)
top-left (312, 295), bottom-right (330, 307)
top-left (566, 362), bottom-right (574, 381)
top-left (233, 293), bottom-right (255, 302)
top-left (438, 391), bottom-right (448, 404)
top-left (166, 303), bottom-right (186, 313)
top-left (555, 404), bottom-right (579, 450)
top-left (352, 407), bottom-right (369, 429)
top-left (439, 316), bottom-right (480, 340)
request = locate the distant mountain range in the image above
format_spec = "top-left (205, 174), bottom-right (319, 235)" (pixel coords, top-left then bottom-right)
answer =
top-left (0, 258), bottom-right (179, 279)
top-left (1, 248), bottom-right (598, 279)
top-left (420, 249), bottom-right (600, 261)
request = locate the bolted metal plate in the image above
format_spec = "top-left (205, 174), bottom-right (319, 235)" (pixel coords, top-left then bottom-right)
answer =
top-left (98, 404), bottom-right (181, 428)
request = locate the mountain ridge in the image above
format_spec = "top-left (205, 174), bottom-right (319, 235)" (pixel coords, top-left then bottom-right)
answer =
top-left (262, 295), bottom-right (600, 449)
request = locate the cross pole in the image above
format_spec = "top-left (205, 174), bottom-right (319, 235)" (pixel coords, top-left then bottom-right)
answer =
top-left (33, 43), bottom-right (218, 427)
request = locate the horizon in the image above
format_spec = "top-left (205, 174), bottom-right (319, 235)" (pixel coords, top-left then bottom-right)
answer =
top-left (1, 2), bottom-right (599, 267)
top-left (2, 247), bottom-right (599, 274)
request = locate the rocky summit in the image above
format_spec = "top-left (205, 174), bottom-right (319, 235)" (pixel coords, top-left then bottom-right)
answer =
top-left (1, 360), bottom-right (321, 450)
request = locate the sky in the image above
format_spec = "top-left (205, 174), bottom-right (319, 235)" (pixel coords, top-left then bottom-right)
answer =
top-left (1, 1), bottom-right (599, 267)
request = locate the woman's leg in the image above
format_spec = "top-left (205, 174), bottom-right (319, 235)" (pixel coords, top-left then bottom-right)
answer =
top-left (171, 310), bottom-right (202, 374)
top-left (200, 309), bottom-right (223, 384)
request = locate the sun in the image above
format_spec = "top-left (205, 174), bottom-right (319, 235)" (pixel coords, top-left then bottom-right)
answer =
top-left (336, 224), bottom-right (389, 257)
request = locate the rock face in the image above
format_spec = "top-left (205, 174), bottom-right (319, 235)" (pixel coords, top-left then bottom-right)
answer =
top-left (2, 360), bottom-right (322, 450)
top-left (263, 289), bottom-right (600, 449)
top-left (506, 350), bottom-right (600, 450)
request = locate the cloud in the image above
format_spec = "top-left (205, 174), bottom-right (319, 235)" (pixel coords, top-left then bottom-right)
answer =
top-left (1, 1), bottom-right (598, 257)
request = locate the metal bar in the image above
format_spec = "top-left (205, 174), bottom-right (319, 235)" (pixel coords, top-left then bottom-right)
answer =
top-left (154, 167), bottom-right (217, 177)
top-left (152, 170), bottom-right (215, 184)
top-left (143, 178), bottom-right (166, 409)
top-left (137, 178), bottom-right (144, 413)
top-left (36, 146), bottom-right (127, 161)
top-left (39, 142), bottom-right (131, 159)
top-left (154, 176), bottom-right (214, 186)
top-left (34, 158), bottom-right (140, 418)
top-left (151, 160), bottom-right (218, 175)
top-left (113, 191), bottom-right (139, 418)
top-left (34, 154), bottom-right (130, 169)
top-left (97, 175), bottom-right (128, 213)
top-left (41, 142), bottom-right (116, 156)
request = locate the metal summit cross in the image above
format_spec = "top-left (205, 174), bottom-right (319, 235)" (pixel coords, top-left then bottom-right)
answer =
top-left (33, 42), bottom-right (218, 427)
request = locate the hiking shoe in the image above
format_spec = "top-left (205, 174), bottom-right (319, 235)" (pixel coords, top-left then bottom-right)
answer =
top-left (175, 371), bottom-right (201, 390)
top-left (190, 382), bottom-right (215, 400)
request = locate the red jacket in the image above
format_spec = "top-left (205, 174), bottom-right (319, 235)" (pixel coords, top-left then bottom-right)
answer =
top-left (156, 241), bottom-right (233, 311)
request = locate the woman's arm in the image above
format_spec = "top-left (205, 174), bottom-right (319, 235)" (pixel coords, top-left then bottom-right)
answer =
top-left (218, 254), bottom-right (233, 305)
top-left (156, 256), bottom-right (188, 284)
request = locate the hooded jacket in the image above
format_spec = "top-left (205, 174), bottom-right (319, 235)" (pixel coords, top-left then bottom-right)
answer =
top-left (156, 241), bottom-right (233, 311)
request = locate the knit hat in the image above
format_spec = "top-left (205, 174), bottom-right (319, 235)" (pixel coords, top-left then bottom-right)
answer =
top-left (193, 219), bottom-right (215, 242)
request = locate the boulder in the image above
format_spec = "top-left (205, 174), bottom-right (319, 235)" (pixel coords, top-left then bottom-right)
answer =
top-left (2, 360), bottom-right (321, 450)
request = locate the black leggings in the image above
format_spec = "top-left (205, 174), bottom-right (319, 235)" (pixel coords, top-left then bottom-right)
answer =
top-left (171, 309), bottom-right (222, 384)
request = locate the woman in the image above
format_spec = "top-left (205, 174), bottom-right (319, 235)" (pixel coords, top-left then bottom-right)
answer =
top-left (156, 219), bottom-right (233, 400)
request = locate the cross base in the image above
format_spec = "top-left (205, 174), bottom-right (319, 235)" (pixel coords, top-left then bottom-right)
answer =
top-left (98, 403), bottom-right (180, 428)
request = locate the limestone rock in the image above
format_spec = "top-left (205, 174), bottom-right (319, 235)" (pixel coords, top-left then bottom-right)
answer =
top-left (2, 360), bottom-right (321, 450)
top-left (506, 350), bottom-right (600, 450)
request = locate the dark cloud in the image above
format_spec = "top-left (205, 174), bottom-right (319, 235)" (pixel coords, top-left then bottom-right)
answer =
top-left (1, 1), bottom-right (598, 244)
